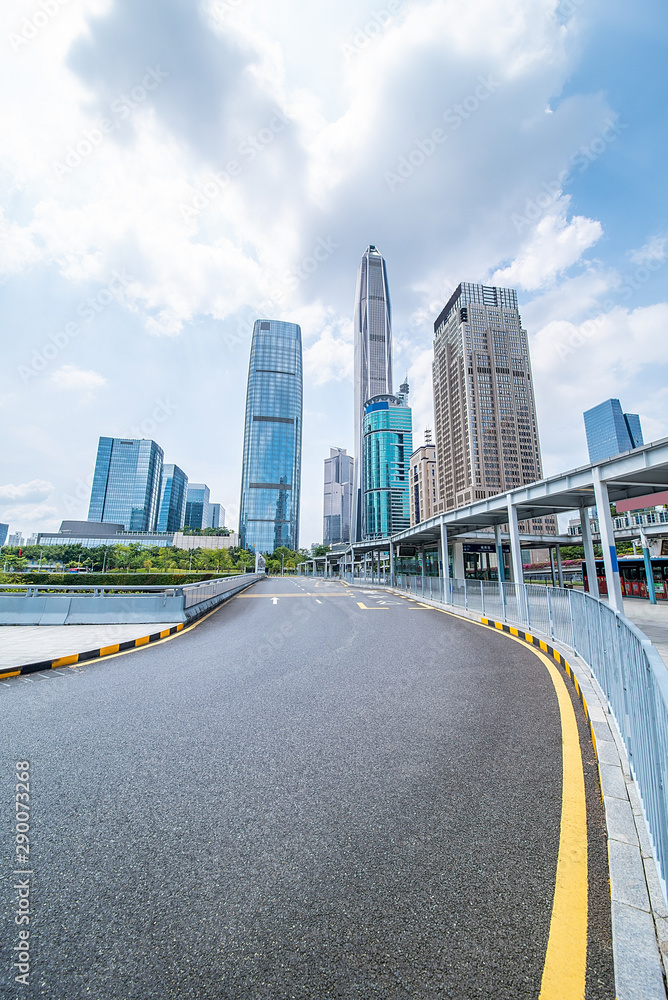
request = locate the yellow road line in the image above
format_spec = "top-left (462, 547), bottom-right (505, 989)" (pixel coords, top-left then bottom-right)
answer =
top-left (356, 602), bottom-right (388, 610)
top-left (412, 596), bottom-right (589, 996)
top-left (536, 647), bottom-right (588, 1000)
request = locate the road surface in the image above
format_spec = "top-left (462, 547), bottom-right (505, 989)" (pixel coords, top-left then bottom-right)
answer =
top-left (0, 577), bottom-right (614, 998)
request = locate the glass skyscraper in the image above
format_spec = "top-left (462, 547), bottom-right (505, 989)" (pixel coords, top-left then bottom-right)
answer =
top-left (210, 503), bottom-right (224, 528)
top-left (184, 483), bottom-right (211, 530)
top-left (353, 245), bottom-right (393, 540)
top-left (323, 447), bottom-right (354, 545)
top-left (584, 398), bottom-right (644, 463)
top-left (363, 394), bottom-right (412, 539)
top-left (156, 464), bottom-right (188, 532)
top-left (88, 437), bottom-right (164, 531)
top-left (239, 319), bottom-right (303, 553)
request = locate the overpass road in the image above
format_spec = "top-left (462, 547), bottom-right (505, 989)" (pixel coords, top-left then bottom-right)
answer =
top-left (0, 577), bottom-right (614, 999)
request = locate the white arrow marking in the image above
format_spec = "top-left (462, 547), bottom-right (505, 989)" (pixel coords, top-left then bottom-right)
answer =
top-left (272, 598), bottom-right (279, 605)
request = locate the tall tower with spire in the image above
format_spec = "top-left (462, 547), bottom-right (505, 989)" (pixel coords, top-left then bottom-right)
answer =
top-left (352, 245), bottom-right (393, 540)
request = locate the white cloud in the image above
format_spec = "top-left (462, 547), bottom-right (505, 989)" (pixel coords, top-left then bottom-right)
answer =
top-left (0, 0), bottom-right (663, 547)
top-left (492, 199), bottom-right (603, 291)
top-left (0, 504), bottom-right (60, 526)
top-left (630, 236), bottom-right (667, 267)
top-left (49, 366), bottom-right (107, 404)
top-left (531, 302), bottom-right (668, 476)
top-left (303, 314), bottom-right (353, 384)
top-left (0, 480), bottom-right (54, 503)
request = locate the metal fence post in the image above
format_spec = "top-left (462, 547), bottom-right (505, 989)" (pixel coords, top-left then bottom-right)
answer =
top-left (480, 580), bottom-right (485, 616)
top-left (500, 580), bottom-right (507, 623)
top-left (464, 579), bottom-right (468, 611)
top-left (547, 586), bottom-right (554, 639)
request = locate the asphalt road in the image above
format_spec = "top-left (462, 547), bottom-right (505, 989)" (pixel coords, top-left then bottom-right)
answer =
top-left (0, 577), bottom-right (613, 999)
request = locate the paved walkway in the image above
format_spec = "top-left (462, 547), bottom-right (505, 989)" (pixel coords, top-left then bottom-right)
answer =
top-left (0, 623), bottom-right (179, 669)
top-left (623, 599), bottom-right (668, 667)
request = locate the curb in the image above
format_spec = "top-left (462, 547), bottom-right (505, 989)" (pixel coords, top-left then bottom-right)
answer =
top-left (0, 623), bottom-right (185, 680)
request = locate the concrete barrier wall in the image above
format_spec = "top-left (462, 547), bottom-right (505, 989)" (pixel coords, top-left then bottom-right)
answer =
top-left (0, 574), bottom-right (264, 625)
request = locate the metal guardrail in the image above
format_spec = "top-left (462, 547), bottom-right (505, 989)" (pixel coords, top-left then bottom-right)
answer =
top-left (338, 569), bottom-right (668, 897)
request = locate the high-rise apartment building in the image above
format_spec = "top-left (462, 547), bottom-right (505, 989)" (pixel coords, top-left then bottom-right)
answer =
top-left (184, 484), bottom-right (210, 530)
top-left (88, 437), bottom-right (163, 531)
top-left (0, 523), bottom-right (8, 546)
top-left (239, 319), bottom-right (303, 553)
top-left (323, 447), bottom-right (354, 545)
top-left (584, 398), bottom-right (644, 463)
top-left (353, 245), bottom-right (393, 540)
top-left (432, 283), bottom-right (552, 529)
top-left (363, 393), bottom-right (412, 539)
top-left (210, 503), bottom-right (224, 529)
top-left (156, 464), bottom-right (188, 532)
top-left (410, 429), bottom-right (437, 526)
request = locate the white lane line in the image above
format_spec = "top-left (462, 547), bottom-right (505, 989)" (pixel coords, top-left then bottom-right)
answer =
top-left (315, 599), bottom-right (322, 604)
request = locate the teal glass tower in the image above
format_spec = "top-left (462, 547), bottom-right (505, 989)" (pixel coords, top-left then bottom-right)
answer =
top-left (363, 393), bottom-right (412, 539)
top-left (88, 437), bottom-right (163, 531)
top-left (239, 320), bottom-right (303, 553)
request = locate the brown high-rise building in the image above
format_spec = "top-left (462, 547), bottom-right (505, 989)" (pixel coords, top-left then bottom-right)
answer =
top-left (409, 429), bottom-right (437, 526)
top-left (432, 283), bottom-right (554, 533)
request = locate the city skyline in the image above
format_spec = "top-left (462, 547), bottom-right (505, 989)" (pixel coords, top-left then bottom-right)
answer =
top-left (1, 0), bottom-right (666, 546)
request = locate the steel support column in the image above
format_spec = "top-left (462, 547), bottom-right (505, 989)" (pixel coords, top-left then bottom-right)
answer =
top-left (556, 544), bottom-right (564, 588)
top-left (494, 524), bottom-right (505, 583)
top-left (640, 527), bottom-right (657, 605)
top-left (592, 467), bottom-right (624, 613)
top-left (440, 517), bottom-right (450, 603)
top-left (507, 500), bottom-right (524, 585)
top-left (580, 507), bottom-right (599, 598)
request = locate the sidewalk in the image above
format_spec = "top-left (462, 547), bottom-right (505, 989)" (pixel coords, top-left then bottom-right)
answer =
top-left (0, 623), bottom-right (180, 671)
top-left (623, 599), bottom-right (668, 668)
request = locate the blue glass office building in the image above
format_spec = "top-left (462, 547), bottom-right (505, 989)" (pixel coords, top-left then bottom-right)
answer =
top-left (184, 483), bottom-right (210, 530)
top-left (88, 437), bottom-right (164, 531)
top-left (363, 394), bottom-right (412, 539)
top-left (584, 399), bottom-right (644, 463)
top-left (239, 320), bottom-right (303, 553)
top-left (156, 464), bottom-right (188, 532)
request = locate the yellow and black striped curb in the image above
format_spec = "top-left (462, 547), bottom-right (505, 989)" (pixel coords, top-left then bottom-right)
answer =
top-left (479, 615), bottom-right (597, 754)
top-left (0, 624), bottom-right (185, 681)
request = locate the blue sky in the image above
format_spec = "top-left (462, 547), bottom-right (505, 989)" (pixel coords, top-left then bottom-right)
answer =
top-left (1, 0), bottom-right (667, 545)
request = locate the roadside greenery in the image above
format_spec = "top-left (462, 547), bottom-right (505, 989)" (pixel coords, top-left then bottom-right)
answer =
top-left (0, 543), bottom-right (255, 579)
top-left (0, 541), bottom-right (313, 582)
